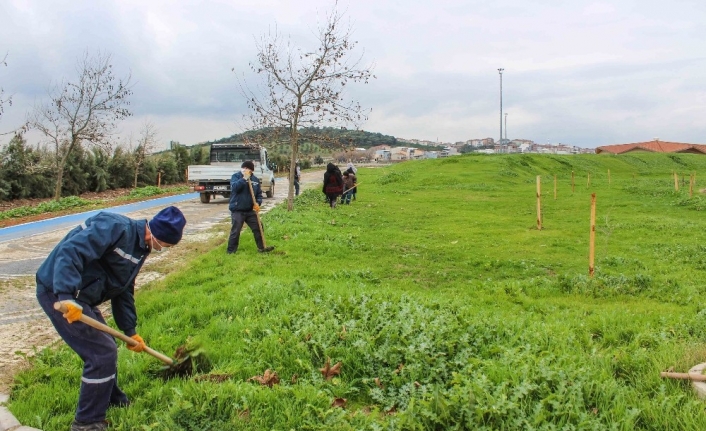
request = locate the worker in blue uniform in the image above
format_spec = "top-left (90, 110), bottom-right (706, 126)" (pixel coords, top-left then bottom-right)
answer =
top-left (36, 206), bottom-right (186, 431)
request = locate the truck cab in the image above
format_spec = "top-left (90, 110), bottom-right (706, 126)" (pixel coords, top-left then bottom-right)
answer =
top-left (188, 143), bottom-right (276, 203)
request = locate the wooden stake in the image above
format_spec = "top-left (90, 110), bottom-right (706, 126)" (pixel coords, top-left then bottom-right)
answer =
top-left (157, 171), bottom-right (162, 188)
top-left (587, 172), bottom-right (591, 188)
top-left (690, 173), bottom-right (694, 198)
top-left (571, 171), bottom-right (575, 193)
top-left (536, 176), bottom-right (542, 231)
top-left (608, 169), bottom-right (611, 186)
top-left (674, 172), bottom-right (679, 191)
top-left (589, 193), bottom-right (596, 278)
top-left (554, 175), bottom-right (557, 200)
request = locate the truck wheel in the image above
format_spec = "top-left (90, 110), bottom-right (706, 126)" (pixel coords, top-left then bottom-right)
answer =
top-left (266, 183), bottom-right (274, 198)
top-left (200, 193), bottom-right (211, 203)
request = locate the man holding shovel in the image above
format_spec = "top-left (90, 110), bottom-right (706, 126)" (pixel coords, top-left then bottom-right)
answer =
top-left (227, 160), bottom-right (275, 254)
top-left (36, 206), bottom-right (186, 431)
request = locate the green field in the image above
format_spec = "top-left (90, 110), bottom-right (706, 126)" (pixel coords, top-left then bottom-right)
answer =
top-left (10, 153), bottom-right (706, 430)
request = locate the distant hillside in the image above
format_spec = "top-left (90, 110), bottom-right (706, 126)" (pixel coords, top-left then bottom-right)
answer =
top-left (206, 127), bottom-right (399, 150)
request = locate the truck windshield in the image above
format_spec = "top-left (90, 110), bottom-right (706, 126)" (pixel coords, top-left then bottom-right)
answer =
top-left (210, 148), bottom-right (260, 163)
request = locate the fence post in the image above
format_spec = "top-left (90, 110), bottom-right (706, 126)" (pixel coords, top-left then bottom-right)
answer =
top-left (589, 193), bottom-right (596, 277)
top-left (674, 172), bottom-right (679, 191)
top-left (587, 172), bottom-right (590, 188)
top-left (608, 169), bottom-right (611, 186)
top-left (537, 175), bottom-right (542, 231)
top-left (572, 171), bottom-right (575, 193)
top-left (690, 173), bottom-right (694, 197)
top-left (158, 171), bottom-right (162, 188)
top-left (554, 175), bottom-right (557, 200)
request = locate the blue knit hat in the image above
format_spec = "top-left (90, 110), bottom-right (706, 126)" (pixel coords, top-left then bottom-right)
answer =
top-left (149, 206), bottom-right (186, 245)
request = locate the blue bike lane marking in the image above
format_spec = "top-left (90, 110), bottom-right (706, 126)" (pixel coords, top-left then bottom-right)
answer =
top-left (0, 192), bottom-right (198, 243)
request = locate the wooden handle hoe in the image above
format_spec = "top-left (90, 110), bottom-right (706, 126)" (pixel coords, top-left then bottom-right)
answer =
top-left (342, 182), bottom-right (360, 196)
top-left (53, 302), bottom-right (174, 365)
top-left (660, 371), bottom-right (706, 382)
top-left (247, 178), bottom-right (267, 248)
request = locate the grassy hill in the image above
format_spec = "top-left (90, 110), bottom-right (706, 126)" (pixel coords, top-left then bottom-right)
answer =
top-left (10, 153), bottom-right (706, 430)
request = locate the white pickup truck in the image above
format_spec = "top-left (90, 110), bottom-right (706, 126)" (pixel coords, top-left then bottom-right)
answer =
top-left (188, 143), bottom-right (276, 203)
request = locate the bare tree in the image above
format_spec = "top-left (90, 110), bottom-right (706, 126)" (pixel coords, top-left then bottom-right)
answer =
top-left (133, 121), bottom-right (158, 188)
top-left (237, 4), bottom-right (374, 210)
top-left (30, 51), bottom-right (132, 200)
top-left (0, 53), bottom-right (10, 122)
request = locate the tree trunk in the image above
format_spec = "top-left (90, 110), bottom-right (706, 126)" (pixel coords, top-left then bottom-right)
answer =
top-left (287, 129), bottom-right (299, 211)
top-left (53, 168), bottom-right (64, 201)
top-left (53, 146), bottom-right (74, 201)
top-left (134, 160), bottom-right (142, 188)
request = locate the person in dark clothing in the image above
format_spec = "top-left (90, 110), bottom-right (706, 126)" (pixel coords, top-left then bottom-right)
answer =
top-left (345, 165), bottom-right (358, 201)
top-left (36, 206), bottom-right (187, 431)
top-left (294, 162), bottom-right (302, 196)
top-left (227, 160), bottom-right (275, 254)
top-left (322, 162), bottom-right (344, 208)
top-left (341, 170), bottom-right (357, 204)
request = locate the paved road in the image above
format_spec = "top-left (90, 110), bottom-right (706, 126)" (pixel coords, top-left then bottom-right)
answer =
top-left (0, 172), bottom-right (317, 277)
top-left (0, 192), bottom-right (201, 243)
top-left (0, 192), bottom-right (231, 277)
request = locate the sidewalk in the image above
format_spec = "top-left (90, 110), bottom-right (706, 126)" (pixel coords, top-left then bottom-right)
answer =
top-left (0, 393), bottom-right (41, 431)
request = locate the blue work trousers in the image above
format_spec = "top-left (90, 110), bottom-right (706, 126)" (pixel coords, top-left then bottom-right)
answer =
top-left (37, 289), bottom-right (129, 423)
top-left (227, 210), bottom-right (264, 252)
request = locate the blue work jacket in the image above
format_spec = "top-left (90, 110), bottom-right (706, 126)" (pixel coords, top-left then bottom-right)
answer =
top-left (229, 171), bottom-right (263, 212)
top-left (36, 212), bottom-right (149, 336)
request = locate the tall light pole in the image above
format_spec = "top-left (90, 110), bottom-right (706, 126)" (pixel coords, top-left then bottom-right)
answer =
top-left (498, 68), bottom-right (504, 147)
top-left (504, 113), bottom-right (508, 141)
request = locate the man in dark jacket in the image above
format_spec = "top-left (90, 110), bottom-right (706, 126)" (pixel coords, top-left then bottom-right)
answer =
top-left (227, 160), bottom-right (275, 254)
top-left (36, 206), bottom-right (187, 431)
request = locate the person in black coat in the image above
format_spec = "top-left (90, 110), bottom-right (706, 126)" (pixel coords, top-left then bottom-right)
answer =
top-left (322, 163), bottom-right (344, 208)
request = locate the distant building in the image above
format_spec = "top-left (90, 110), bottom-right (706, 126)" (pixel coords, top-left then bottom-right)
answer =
top-left (596, 139), bottom-right (706, 155)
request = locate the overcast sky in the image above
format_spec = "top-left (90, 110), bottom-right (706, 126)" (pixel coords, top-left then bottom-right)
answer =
top-left (1, 0), bottom-right (704, 149)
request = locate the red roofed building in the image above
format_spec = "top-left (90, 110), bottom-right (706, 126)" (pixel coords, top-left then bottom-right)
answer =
top-left (596, 140), bottom-right (706, 155)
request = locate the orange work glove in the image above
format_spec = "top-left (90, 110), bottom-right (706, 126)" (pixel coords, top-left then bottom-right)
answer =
top-left (127, 334), bottom-right (146, 352)
top-left (253, 203), bottom-right (260, 212)
top-left (61, 300), bottom-right (83, 323)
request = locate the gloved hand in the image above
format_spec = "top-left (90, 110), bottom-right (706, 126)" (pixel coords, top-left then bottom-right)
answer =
top-left (253, 203), bottom-right (260, 212)
top-left (242, 169), bottom-right (252, 180)
top-left (127, 334), bottom-right (146, 352)
top-left (61, 300), bottom-right (83, 323)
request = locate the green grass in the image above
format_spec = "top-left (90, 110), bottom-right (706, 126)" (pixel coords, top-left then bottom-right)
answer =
top-left (9, 153), bottom-right (706, 430)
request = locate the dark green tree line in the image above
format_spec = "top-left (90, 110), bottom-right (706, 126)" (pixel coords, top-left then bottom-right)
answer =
top-left (0, 134), bottom-right (187, 202)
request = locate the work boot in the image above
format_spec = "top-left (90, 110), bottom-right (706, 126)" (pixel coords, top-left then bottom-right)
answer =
top-left (71, 420), bottom-right (109, 431)
top-left (258, 246), bottom-right (275, 253)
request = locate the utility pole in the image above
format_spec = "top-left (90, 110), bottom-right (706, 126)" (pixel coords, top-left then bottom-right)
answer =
top-left (498, 68), bottom-right (504, 148)
top-left (504, 113), bottom-right (508, 141)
